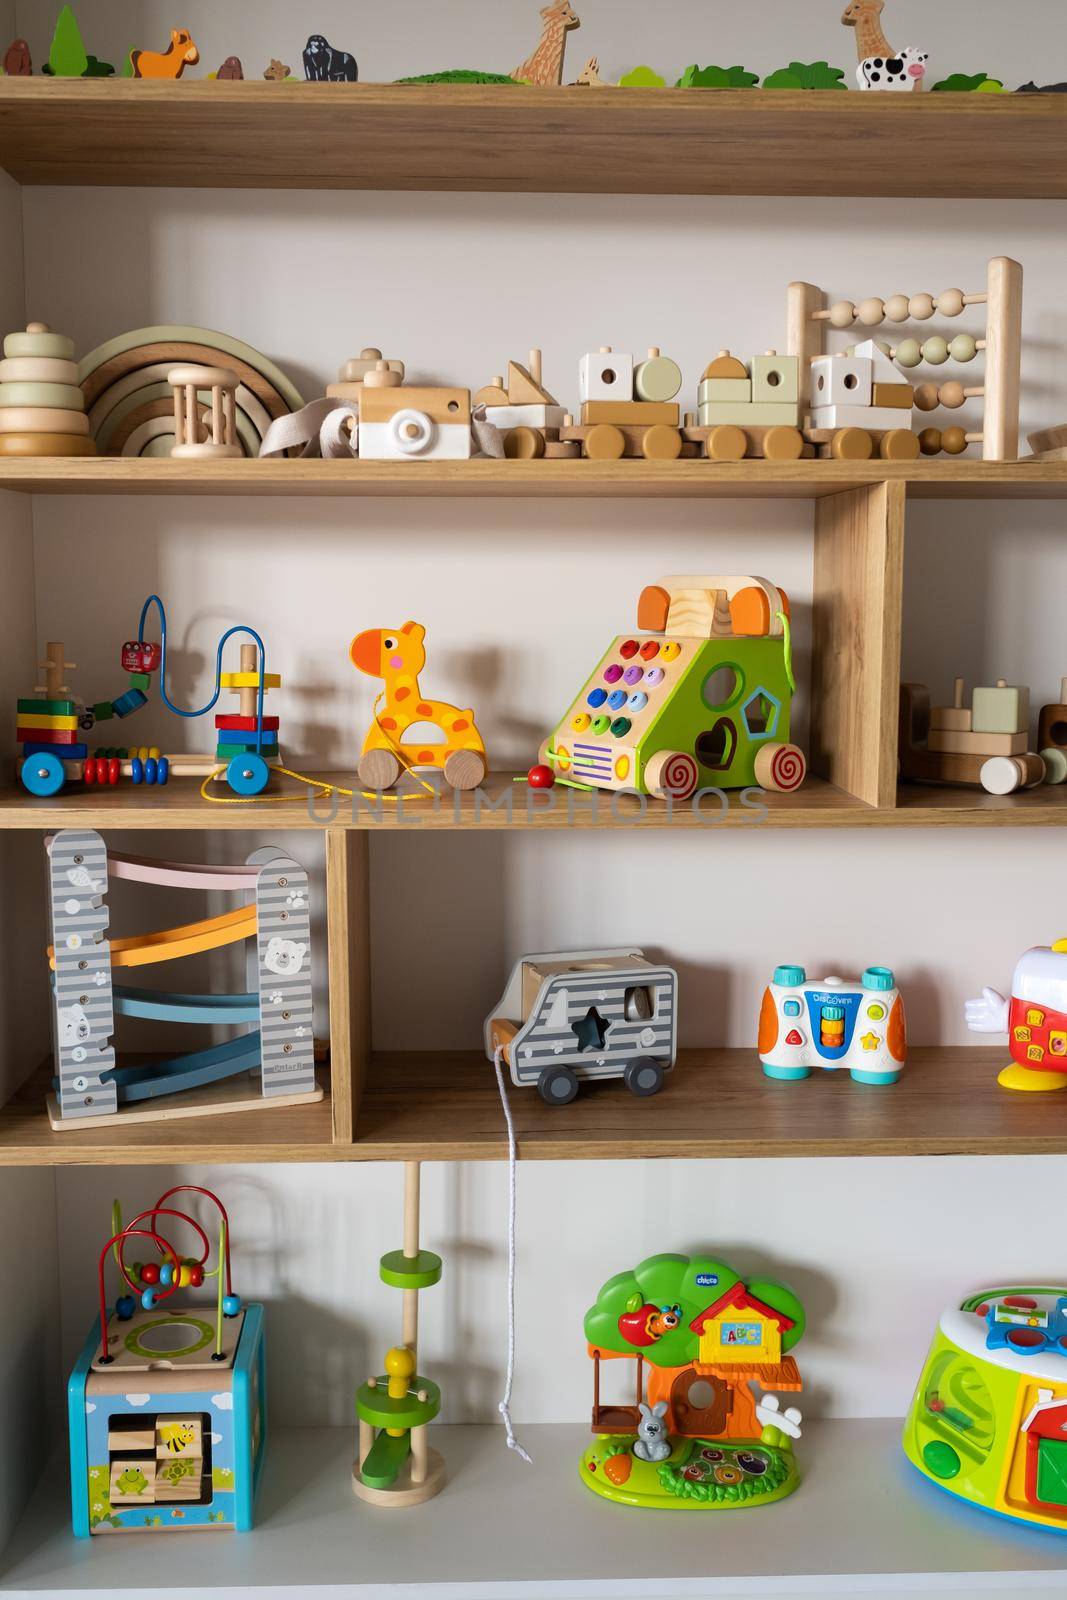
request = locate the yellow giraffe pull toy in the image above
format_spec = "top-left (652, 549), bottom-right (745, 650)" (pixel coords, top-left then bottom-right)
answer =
top-left (350, 621), bottom-right (488, 792)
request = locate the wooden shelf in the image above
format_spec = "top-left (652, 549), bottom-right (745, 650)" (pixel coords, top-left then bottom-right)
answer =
top-left (2, 456), bottom-right (1067, 498)
top-left (3, 1047), bottom-right (1064, 1165)
top-left (2, 773), bottom-right (1067, 830)
top-left (4, 1421), bottom-right (1066, 1595)
top-left (0, 82), bottom-right (1064, 198)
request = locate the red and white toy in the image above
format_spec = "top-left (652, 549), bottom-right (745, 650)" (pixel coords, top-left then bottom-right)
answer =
top-left (965, 939), bottom-right (1067, 1092)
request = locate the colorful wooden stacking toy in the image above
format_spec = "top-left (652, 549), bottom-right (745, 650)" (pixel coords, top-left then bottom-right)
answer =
top-left (0, 322), bottom-right (96, 458)
top-left (69, 1185), bottom-right (265, 1535)
top-left (580, 1252), bottom-right (805, 1511)
top-left (353, 1163), bottom-right (445, 1507)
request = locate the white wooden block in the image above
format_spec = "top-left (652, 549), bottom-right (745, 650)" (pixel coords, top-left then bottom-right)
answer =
top-left (479, 403), bottom-right (566, 430)
top-left (578, 349), bottom-right (633, 404)
top-left (851, 338), bottom-right (903, 384)
top-left (808, 404), bottom-right (914, 431)
top-left (358, 419), bottom-right (471, 461)
top-left (810, 355), bottom-right (872, 409)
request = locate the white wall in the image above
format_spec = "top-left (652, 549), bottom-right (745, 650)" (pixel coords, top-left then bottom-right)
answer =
top-left (8, 0), bottom-right (1067, 1463)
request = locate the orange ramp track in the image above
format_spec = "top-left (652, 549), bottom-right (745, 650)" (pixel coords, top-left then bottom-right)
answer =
top-left (49, 902), bottom-right (256, 969)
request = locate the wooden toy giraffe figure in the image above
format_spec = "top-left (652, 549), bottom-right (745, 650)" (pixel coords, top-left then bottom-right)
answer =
top-left (842, 0), bottom-right (926, 91)
top-left (511, 1), bottom-right (580, 87)
top-left (350, 622), bottom-right (488, 792)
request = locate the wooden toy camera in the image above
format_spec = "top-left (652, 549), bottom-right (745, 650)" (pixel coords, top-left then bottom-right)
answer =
top-left (541, 575), bottom-right (806, 800)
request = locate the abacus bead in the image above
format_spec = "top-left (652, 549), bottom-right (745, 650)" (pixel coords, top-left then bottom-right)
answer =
top-left (919, 427), bottom-right (942, 455)
top-left (914, 383), bottom-right (940, 411)
top-left (858, 297), bottom-right (885, 326)
top-left (939, 380), bottom-right (966, 409)
top-left (938, 288), bottom-right (965, 317)
top-left (829, 300), bottom-right (855, 329)
top-left (140, 1261), bottom-right (160, 1285)
top-left (130, 757), bottom-right (143, 784)
top-left (949, 333), bottom-right (977, 363)
top-left (178, 1264), bottom-right (193, 1287)
top-left (108, 756), bottom-right (121, 785)
top-left (909, 293), bottom-right (935, 320)
top-left (896, 338), bottom-right (922, 368)
top-left (941, 425), bottom-right (968, 455)
top-left (923, 336), bottom-right (950, 365)
top-left (189, 1263), bottom-right (204, 1287)
top-left (116, 1295), bottom-right (136, 1321)
top-left (223, 1293), bottom-right (241, 1317)
top-left (159, 1262), bottom-right (174, 1287)
top-left (884, 293), bottom-right (910, 322)
top-left (144, 757), bottom-right (158, 785)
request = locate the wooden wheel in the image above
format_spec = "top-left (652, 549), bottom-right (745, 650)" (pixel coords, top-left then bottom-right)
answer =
top-left (879, 428), bottom-right (921, 461)
top-left (762, 425), bottom-right (804, 462)
top-left (640, 423), bottom-right (682, 461)
top-left (503, 426), bottom-right (545, 459)
top-left (704, 424), bottom-right (746, 462)
top-left (644, 749), bottom-right (699, 800)
top-left (443, 748), bottom-right (487, 790)
top-left (358, 749), bottom-right (401, 791)
top-left (830, 427), bottom-right (873, 461)
top-left (583, 423), bottom-right (625, 461)
top-left (754, 742), bottom-right (806, 793)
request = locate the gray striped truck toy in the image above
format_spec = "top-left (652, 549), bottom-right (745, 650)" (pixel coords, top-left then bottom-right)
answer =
top-left (484, 949), bottom-right (678, 1106)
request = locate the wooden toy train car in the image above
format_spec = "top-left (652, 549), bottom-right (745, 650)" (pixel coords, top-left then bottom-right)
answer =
top-left (541, 574), bottom-right (806, 799)
top-left (899, 677), bottom-right (1054, 796)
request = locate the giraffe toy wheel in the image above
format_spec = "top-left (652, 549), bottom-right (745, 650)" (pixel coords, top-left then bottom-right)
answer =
top-left (358, 749), bottom-right (402, 792)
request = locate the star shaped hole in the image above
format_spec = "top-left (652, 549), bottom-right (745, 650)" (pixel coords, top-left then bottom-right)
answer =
top-left (571, 1006), bottom-right (609, 1052)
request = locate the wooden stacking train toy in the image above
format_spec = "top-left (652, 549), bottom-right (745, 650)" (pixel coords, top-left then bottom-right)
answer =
top-left (46, 830), bottom-right (319, 1128)
top-left (17, 596), bottom-right (284, 798)
top-left (899, 676), bottom-right (1067, 796)
top-left (540, 574), bottom-right (805, 800)
top-left (69, 1185), bottom-right (265, 1536)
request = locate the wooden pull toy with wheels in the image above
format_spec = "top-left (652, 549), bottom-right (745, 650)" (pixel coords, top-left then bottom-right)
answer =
top-left (350, 620), bottom-right (487, 791)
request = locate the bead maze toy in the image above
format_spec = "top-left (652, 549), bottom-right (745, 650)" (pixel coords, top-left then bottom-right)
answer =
top-left (353, 1163), bottom-right (445, 1507)
top-left (759, 965), bottom-right (906, 1083)
top-left (899, 677), bottom-right (1057, 796)
top-left (68, 1184), bottom-right (265, 1535)
top-left (965, 938), bottom-right (1067, 1092)
top-left (903, 1285), bottom-right (1067, 1534)
top-left (538, 574), bottom-right (805, 800)
top-left (46, 828), bottom-right (319, 1126)
top-left (0, 322), bottom-right (96, 458)
top-left (350, 620), bottom-right (488, 791)
top-left (787, 257), bottom-right (1023, 460)
top-left (581, 1252), bottom-right (805, 1510)
top-left (18, 595), bottom-right (285, 798)
top-left (485, 949), bottom-right (678, 1105)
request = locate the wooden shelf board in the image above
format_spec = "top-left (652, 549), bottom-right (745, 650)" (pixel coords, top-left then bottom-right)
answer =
top-left (2, 457), bottom-right (1067, 498)
top-left (4, 1421), bottom-right (1066, 1595)
top-left (0, 82), bottom-right (1064, 198)
top-left (4, 1048), bottom-right (1065, 1165)
top-left (1, 773), bottom-right (1066, 831)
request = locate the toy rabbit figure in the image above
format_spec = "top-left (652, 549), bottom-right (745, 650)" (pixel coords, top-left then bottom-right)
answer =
top-left (632, 1400), bottom-right (672, 1462)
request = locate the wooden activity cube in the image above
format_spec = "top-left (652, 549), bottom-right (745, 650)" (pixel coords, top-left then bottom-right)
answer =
top-left (68, 1302), bottom-right (265, 1535)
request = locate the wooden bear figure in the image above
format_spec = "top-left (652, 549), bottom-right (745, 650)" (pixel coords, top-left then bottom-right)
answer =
top-left (3, 37), bottom-right (32, 75)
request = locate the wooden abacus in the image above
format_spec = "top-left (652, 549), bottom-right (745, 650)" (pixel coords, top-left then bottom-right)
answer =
top-left (786, 257), bottom-right (1023, 460)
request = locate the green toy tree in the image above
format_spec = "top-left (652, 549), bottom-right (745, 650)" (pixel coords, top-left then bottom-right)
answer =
top-left (763, 60), bottom-right (848, 90)
top-left (583, 1253), bottom-right (805, 1364)
top-left (931, 72), bottom-right (1004, 92)
top-left (618, 65), bottom-right (667, 88)
top-left (47, 5), bottom-right (87, 77)
top-left (675, 64), bottom-right (759, 88)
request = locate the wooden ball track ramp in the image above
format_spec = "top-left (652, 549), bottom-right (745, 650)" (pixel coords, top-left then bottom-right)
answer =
top-left (353, 1162), bottom-right (445, 1507)
top-left (44, 829), bottom-right (321, 1128)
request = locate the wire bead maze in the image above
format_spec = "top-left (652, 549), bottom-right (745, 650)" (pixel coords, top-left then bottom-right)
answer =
top-left (97, 1186), bottom-right (240, 1365)
top-left (786, 257), bottom-right (1023, 460)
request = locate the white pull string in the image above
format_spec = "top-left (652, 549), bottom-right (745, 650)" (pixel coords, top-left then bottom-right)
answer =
top-left (493, 1046), bottom-right (532, 1464)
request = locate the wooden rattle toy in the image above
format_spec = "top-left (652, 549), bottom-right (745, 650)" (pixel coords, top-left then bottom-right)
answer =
top-left (580, 1252), bottom-right (805, 1510)
top-left (354, 1163), bottom-right (445, 1506)
top-left (759, 966), bottom-right (906, 1083)
top-left (905, 1285), bottom-right (1067, 1533)
top-left (485, 948), bottom-right (678, 1105)
top-left (0, 322), bottom-right (95, 457)
top-left (350, 620), bottom-right (487, 791)
top-left (168, 364), bottom-right (241, 458)
top-left (69, 1185), bottom-right (265, 1534)
top-left (899, 677), bottom-right (1047, 795)
top-left (538, 574), bottom-right (805, 800)
top-left (965, 940), bottom-right (1067, 1092)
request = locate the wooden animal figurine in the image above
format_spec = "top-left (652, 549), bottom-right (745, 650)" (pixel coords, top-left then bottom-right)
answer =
top-left (573, 55), bottom-right (606, 86)
top-left (167, 365), bottom-right (241, 458)
top-left (350, 621), bottom-right (487, 791)
top-left (215, 55), bottom-right (244, 80)
top-left (512, 1), bottom-right (580, 86)
top-left (263, 58), bottom-right (292, 80)
top-left (3, 37), bottom-right (31, 75)
top-left (130, 29), bottom-right (200, 79)
top-left (841, 0), bottom-right (926, 91)
top-left (303, 34), bottom-right (358, 81)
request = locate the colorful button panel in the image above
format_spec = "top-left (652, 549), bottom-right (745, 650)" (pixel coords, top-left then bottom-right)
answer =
top-left (604, 664), bottom-right (623, 684)
top-left (661, 642), bottom-right (683, 661)
top-left (640, 641), bottom-right (660, 661)
top-left (623, 665), bottom-right (643, 685)
top-left (627, 692), bottom-right (647, 712)
top-left (608, 689), bottom-right (627, 710)
top-left (587, 687), bottom-right (607, 709)
top-left (571, 713), bottom-right (591, 731)
top-left (645, 666), bottom-right (665, 686)
top-left (610, 717), bottom-right (631, 737)
top-left (592, 714), bottom-right (611, 734)
top-left (619, 640), bottom-right (640, 659)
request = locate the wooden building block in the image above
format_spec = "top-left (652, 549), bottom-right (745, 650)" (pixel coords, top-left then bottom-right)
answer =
top-left (871, 383), bottom-right (914, 410)
top-left (637, 584), bottom-right (671, 632)
top-left (807, 404), bottom-right (915, 431)
top-left (578, 349), bottom-right (632, 404)
top-left (109, 1459), bottom-right (156, 1504)
top-left (108, 1427), bottom-right (154, 1452)
top-left (581, 400), bottom-right (678, 425)
top-left (702, 351), bottom-right (747, 379)
top-left (507, 359), bottom-right (554, 405)
top-left (810, 355), bottom-right (872, 409)
top-left (699, 401), bottom-right (801, 427)
top-left (484, 402), bottom-right (565, 430)
top-left (751, 352), bottom-right (799, 405)
top-left (926, 727), bottom-right (1027, 756)
top-left (972, 680), bottom-right (1029, 735)
top-left (156, 1416), bottom-right (203, 1460)
top-left (698, 377), bottom-right (751, 404)
top-left (1038, 679), bottom-right (1067, 750)
top-left (930, 705), bottom-right (972, 732)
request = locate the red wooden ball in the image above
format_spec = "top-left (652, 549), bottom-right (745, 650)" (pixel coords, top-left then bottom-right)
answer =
top-left (527, 764), bottom-right (555, 789)
top-left (140, 1261), bottom-right (161, 1285)
top-left (189, 1264), bottom-right (205, 1287)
